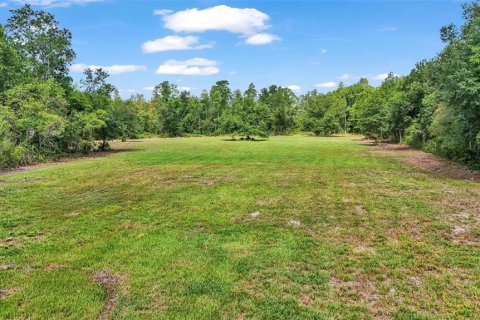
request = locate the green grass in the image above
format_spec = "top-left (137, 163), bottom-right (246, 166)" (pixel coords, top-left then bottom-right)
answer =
top-left (1, 135), bottom-right (479, 319)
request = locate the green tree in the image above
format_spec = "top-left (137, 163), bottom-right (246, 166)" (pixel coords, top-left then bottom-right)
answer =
top-left (297, 90), bottom-right (346, 136)
top-left (220, 84), bottom-right (269, 139)
top-left (0, 25), bottom-right (27, 93)
top-left (1, 79), bottom-right (68, 163)
top-left (153, 81), bottom-right (186, 137)
top-left (259, 85), bottom-right (297, 134)
top-left (5, 5), bottom-right (75, 85)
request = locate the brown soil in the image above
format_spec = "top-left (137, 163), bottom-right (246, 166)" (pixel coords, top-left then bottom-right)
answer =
top-left (93, 270), bottom-right (122, 320)
top-left (329, 275), bottom-right (395, 318)
top-left (0, 287), bottom-right (17, 299)
top-left (366, 141), bottom-right (480, 182)
top-left (0, 238), bottom-right (21, 248)
top-left (0, 264), bottom-right (15, 270)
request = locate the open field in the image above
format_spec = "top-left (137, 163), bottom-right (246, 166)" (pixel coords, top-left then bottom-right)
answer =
top-left (1, 136), bottom-right (479, 319)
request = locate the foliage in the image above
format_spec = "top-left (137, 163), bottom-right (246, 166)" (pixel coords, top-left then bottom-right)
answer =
top-left (1, 79), bottom-right (68, 164)
top-left (1, 2), bottom-right (480, 167)
top-left (5, 5), bottom-right (75, 85)
top-left (259, 85), bottom-right (297, 134)
top-left (297, 90), bottom-right (347, 136)
top-left (220, 84), bottom-right (269, 139)
top-left (0, 25), bottom-right (27, 92)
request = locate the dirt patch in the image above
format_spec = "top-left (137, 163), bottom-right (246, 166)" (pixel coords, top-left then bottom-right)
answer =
top-left (0, 287), bottom-right (18, 299)
top-left (45, 263), bottom-right (65, 271)
top-left (0, 238), bottom-right (21, 248)
top-left (0, 264), bottom-right (15, 270)
top-left (329, 276), bottom-right (380, 306)
top-left (329, 276), bottom-right (396, 317)
top-left (355, 205), bottom-right (368, 215)
top-left (298, 292), bottom-right (314, 306)
top-left (93, 270), bottom-right (122, 320)
top-left (201, 175), bottom-right (235, 186)
top-left (255, 199), bottom-right (279, 207)
top-left (367, 142), bottom-right (480, 182)
top-left (410, 276), bottom-right (422, 287)
top-left (66, 211), bottom-right (82, 217)
top-left (31, 235), bottom-right (45, 242)
top-left (0, 168), bottom-right (29, 176)
top-left (354, 245), bottom-right (376, 254)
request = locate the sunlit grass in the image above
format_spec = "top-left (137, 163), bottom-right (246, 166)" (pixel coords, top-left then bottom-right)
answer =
top-left (1, 136), bottom-right (479, 319)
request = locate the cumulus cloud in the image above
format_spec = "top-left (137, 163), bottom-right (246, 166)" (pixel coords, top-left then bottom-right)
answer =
top-left (156, 58), bottom-right (219, 76)
top-left (12, 0), bottom-right (102, 7)
top-left (162, 5), bottom-right (269, 35)
top-left (287, 85), bottom-right (301, 93)
top-left (0, 2), bottom-right (8, 7)
top-left (320, 48), bottom-right (328, 54)
top-left (159, 5), bottom-right (279, 45)
top-left (143, 86), bottom-right (155, 91)
top-left (338, 74), bottom-right (350, 81)
top-left (71, 63), bottom-right (147, 74)
top-left (142, 35), bottom-right (213, 53)
top-left (245, 33), bottom-right (280, 45)
top-left (315, 81), bottom-right (337, 89)
top-left (373, 73), bottom-right (399, 81)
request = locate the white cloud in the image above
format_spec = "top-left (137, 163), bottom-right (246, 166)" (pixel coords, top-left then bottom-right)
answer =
top-left (315, 81), bottom-right (337, 89)
top-left (142, 35), bottom-right (213, 53)
top-left (12, 0), bottom-right (102, 7)
top-left (245, 33), bottom-right (280, 45)
top-left (154, 9), bottom-right (173, 16)
top-left (71, 63), bottom-right (147, 74)
top-left (320, 48), bottom-right (328, 54)
top-left (373, 73), bottom-right (399, 81)
top-left (287, 85), bottom-right (301, 93)
top-left (161, 5), bottom-right (270, 36)
top-left (156, 58), bottom-right (219, 76)
top-left (338, 74), bottom-right (350, 81)
top-left (143, 86), bottom-right (155, 91)
top-left (0, 2), bottom-right (8, 8)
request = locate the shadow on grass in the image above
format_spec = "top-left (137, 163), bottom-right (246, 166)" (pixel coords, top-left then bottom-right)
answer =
top-left (0, 148), bottom-right (141, 176)
top-left (363, 141), bottom-right (480, 182)
top-left (57, 148), bottom-right (140, 161)
top-left (221, 138), bottom-right (269, 142)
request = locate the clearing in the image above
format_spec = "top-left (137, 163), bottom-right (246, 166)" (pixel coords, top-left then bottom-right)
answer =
top-left (1, 136), bottom-right (479, 319)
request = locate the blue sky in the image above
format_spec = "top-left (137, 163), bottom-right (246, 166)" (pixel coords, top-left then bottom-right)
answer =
top-left (0, 0), bottom-right (465, 97)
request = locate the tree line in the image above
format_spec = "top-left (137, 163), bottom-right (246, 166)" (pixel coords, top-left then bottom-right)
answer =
top-left (1, 3), bottom-right (479, 168)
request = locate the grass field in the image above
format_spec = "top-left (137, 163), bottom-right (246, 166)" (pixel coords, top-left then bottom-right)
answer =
top-left (1, 136), bottom-right (479, 319)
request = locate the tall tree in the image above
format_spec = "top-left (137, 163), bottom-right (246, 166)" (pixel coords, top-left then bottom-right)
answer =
top-left (5, 5), bottom-right (75, 84)
top-left (0, 25), bottom-right (27, 92)
top-left (259, 85), bottom-right (297, 134)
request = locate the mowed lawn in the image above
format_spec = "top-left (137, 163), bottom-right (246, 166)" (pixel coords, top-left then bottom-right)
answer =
top-left (1, 136), bottom-right (479, 319)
